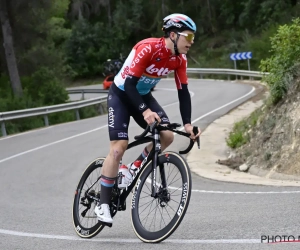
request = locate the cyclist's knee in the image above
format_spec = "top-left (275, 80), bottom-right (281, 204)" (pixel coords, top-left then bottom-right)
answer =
top-left (160, 131), bottom-right (174, 146)
top-left (109, 140), bottom-right (128, 162)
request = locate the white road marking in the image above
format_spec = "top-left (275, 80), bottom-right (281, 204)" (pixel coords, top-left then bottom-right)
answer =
top-left (190, 87), bottom-right (255, 124)
top-left (0, 87), bottom-right (253, 164)
top-left (0, 125), bottom-right (107, 164)
top-left (0, 127), bottom-right (52, 141)
top-left (146, 179), bottom-right (300, 194)
top-left (0, 228), bottom-right (261, 243)
top-left (190, 189), bottom-right (300, 194)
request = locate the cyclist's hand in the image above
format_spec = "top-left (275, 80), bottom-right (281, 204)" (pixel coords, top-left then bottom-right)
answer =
top-left (143, 109), bottom-right (161, 125)
top-left (184, 124), bottom-right (201, 140)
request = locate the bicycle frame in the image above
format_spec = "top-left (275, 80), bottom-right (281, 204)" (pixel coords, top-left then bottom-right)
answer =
top-left (84, 122), bottom-right (199, 210)
top-left (117, 134), bottom-right (158, 206)
top-left (118, 122), bottom-right (199, 207)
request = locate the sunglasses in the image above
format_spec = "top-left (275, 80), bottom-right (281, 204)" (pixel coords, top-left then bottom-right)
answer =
top-left (177, 32), bottom-right (195, 42)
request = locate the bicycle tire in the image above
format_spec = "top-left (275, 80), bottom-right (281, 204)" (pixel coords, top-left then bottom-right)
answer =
top-left (131, 151), bottom-right (192, 243)
top-left (72, 157), bottom-right (106, 238)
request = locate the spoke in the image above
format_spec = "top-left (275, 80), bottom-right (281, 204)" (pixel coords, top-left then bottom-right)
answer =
top-left (157, 205), bottom-right (167, 229)
top-left (169, 198), bottom-right (180, 205)
top-left (149, 200), bottom-right (159, 231)
top-left (163, 164), bottom-right (182, 187)
top-left (142, 198), bottom-right (155, 227)
top-left (170, 186), bottom-right (183, 195)
top-left (163, 205), bottom-right (173, 220)
top-left (139, 198), bottom-right (157, 215)
top-left (166, 202), bottom-right (177, 212)
top-left (141, 199), bottom-right (160, 223)
top-left (169, 192), bottom-right (182, 197)
top-left (168, 173), bottom-right (182, 187)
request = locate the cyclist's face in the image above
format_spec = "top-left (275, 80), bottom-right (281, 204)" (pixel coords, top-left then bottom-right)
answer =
top-left (176, 30), bottom-right (194, 54)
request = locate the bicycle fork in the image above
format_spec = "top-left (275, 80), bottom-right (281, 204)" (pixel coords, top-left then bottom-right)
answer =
top-left (151, 127), bottom-right (167, 198)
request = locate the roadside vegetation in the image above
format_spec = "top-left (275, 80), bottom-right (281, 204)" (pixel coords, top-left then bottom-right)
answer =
top-left (227, 18), bottom-right (300, 149)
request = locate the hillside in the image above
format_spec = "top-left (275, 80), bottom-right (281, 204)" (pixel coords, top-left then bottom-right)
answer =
top-left (220, 78), bottom-right (300, 178)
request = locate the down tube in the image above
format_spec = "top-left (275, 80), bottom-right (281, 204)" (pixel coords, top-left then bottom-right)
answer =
top-left (119, 151), bottom-right (154, 204)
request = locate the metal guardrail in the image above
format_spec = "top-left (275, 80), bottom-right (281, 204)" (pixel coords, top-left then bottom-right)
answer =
top-left (67, 89), bottom-right (108, 100)
top-left (187, 68), bottom-right (269, 78)
top-left (0, 68), bottom-right (268, 137)
top-left (0, 96), bottom-right (107, 136)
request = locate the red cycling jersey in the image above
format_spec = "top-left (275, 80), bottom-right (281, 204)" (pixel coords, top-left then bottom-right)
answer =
top-left (114, 37), bottom-right (188, 95)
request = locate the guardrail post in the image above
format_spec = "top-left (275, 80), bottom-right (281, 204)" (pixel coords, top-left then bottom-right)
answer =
top-left (199, 74), bottom-right (203, 79)
top-left (76, 109), bottom-right (80, 120)
top-left (99, 104), bottom-right (104, 115)
top-left (81, 90), bottom-right (85, 100)
top-left (1, 121), bottom-right (7, 136)
top-left (228, 75), bottom-right (230, 81)
top-left (44, 115), bottom-right (49, 126)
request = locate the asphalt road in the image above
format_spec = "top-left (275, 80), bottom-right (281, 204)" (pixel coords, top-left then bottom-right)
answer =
top-left (1, 79), bottom-right (300, 250)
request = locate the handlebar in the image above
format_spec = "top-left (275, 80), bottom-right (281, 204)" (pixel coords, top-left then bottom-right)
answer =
top-left (134, 122), bottom-right (200, 154)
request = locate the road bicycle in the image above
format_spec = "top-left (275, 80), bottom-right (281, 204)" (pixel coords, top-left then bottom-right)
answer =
top-left (72, 121), bottom-right (200, 243)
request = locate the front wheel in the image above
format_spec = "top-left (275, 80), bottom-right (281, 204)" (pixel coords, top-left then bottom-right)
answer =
top-left (131, 151), bottom-right (192, 243)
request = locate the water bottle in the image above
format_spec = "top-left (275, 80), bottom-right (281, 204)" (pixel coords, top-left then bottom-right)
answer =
top-left (118, 164), bottom-right (130, 189)
top-left (128, 160), bottom-right (142, 178)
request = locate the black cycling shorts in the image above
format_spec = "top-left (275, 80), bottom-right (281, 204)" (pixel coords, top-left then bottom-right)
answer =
top-left (107, 83), bottom-right (170, 141)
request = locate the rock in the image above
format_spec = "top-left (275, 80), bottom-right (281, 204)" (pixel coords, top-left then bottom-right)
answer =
top-left (239, 163), bottom-right (249, 172)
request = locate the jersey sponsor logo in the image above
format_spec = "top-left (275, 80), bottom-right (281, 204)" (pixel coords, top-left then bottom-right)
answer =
top-left (130, 44), bottom-right (152, 68)
top-left (139, 76), bottom-right (160, 85)
top-left (139, 103), bottom-right (146, 110)
top-left (121, 66), bottom-right (130, 79)
top-left (166, 20), bottom-right (182, 28)
top-left (108, 107), bottom-right (114, 128)
top-left (146, 64), bottom-right (172, 76)
top-left (118, 132), bottom-right (128, 138)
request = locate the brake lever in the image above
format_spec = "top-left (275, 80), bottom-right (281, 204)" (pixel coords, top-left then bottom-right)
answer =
top-left (193, 126), bottom-right (200, 149)
top-left (150, 120), bottom-right (158, 133)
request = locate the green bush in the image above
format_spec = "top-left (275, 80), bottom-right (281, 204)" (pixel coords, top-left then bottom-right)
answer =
top-left (226, 108), bottom-right (264, 149)
top-left (226, 120), bottom-right (249, 148)
top-left (0, 69), bottom-right (71, 136)
top-left (24, 67), bottom-right (69, 105)
top-left (65, 20), bottom-right (122, 79)
top-left (260, 18), bottom-right (300, 104)
top-left (0, 94), bottom-right (45, 136)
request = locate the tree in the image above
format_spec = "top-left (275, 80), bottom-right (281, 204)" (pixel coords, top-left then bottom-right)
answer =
top-left (0, 0), bottom-right (23, 97)
top-left (69, 0), bottom-right (104, 20)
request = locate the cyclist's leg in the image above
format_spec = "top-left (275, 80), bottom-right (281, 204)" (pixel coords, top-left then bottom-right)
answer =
top-left (146, 94), bottom-right (174, 150)
top-left (131, 93), bottom-right (173, 159)
top-left (96, 84), bottom-right (130, 223)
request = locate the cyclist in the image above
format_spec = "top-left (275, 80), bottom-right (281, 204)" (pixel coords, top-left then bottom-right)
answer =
top-left (95, 13), bottom-right (202, 224)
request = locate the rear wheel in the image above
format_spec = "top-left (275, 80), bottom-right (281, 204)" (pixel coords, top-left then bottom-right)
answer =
top-left (72, 157), bottom-right (119, 238)
top-left (131, 151), bottom-right (192, 243)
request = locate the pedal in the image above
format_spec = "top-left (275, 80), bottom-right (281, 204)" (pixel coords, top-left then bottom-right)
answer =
top-left (118, 200), bottom-right (126, 211)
